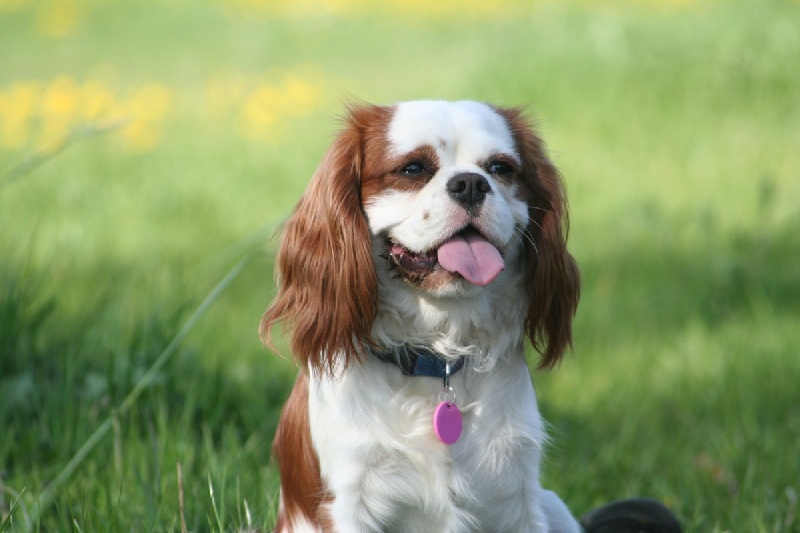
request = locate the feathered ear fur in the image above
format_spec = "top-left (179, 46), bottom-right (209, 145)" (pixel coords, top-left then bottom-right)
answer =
top-left (499, 107), bottom-right (581, 369)
top-left (260, 108), bottom-right (379, 375)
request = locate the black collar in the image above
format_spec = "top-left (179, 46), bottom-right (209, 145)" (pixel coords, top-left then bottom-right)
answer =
top-left (371, 345), bottom-right (465, 379)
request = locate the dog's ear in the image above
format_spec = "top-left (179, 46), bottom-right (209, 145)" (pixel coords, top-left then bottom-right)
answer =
top-left (261, 108), bottom-right (378, 375)
top-left (499, 107), bottom-right (581, 369)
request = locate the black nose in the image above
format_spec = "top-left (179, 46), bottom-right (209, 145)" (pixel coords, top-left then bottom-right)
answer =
top-left (446, 173), bottom-right (491, 210)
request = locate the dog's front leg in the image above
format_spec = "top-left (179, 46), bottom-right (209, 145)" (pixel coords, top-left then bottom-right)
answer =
top-left (539, 489), bottom-right (582, 532)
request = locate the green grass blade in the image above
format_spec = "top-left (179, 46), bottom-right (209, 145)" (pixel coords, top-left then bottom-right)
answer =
top-left (22, 253), bottom-right (255, 531)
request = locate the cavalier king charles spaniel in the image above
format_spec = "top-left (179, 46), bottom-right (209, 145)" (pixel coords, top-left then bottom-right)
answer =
top-left (261, 100), bottom-right (582, 532)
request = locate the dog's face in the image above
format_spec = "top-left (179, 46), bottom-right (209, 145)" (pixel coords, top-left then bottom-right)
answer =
top-left (363, 101), bottom-right (530, 297)
top-left (261, 101), bottom-right (579, 374)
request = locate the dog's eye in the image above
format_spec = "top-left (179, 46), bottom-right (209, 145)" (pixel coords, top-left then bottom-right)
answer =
top-left (400, 161), bottom-right (428, 177)
top-left (487, 160), bottom-right (514, 176)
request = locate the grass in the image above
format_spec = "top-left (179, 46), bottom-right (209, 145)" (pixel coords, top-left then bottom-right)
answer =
top-left (1, 0), bottom-right (799, 531)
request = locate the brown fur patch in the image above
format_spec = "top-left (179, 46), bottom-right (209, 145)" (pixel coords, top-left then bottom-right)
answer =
top-left (272, 373), bottom-right (334, 531)
top-left (497, 106), bottom-right (581, 368)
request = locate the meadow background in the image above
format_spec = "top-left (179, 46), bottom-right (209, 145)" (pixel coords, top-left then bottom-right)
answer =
top-left (1, 0), bottom-right (799, 531)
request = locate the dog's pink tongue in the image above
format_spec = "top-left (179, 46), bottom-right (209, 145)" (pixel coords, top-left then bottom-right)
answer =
top-left (437, 230), bottom-right (504, 286)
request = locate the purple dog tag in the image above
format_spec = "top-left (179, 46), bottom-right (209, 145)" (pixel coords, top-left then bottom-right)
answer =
top-left (433, 401), bottom-right (463, 445)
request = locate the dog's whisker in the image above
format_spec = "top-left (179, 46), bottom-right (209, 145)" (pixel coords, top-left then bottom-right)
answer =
top-left (526, 214), bottom-right (544, 232)
top-left (517, 226), bottom-right (540, 259)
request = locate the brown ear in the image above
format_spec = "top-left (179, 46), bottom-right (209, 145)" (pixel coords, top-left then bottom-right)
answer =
top-left (499, 107), bottom-right (581, 369)
top-left (260, 109), bottom-right (378, 375)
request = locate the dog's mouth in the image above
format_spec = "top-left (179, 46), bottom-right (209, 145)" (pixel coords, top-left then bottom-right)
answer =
top-left (386, 227), bottom-right (505, 287)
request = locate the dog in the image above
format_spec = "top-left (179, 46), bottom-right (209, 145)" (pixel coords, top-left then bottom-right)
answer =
top-left (261, 100), bottom-right (582, 532)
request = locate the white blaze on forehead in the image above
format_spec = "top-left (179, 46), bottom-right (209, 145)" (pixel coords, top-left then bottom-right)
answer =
top-left (388, 101), bottom-right (519, 163)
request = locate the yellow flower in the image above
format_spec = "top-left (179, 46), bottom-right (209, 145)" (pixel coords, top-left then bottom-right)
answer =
top-left (34, 76), bottom-right (80, 152)
top-left (3, 81), bottom-right (42, 121)
top-left (119, 83), bottom-right (173, 150)
top-left (240, 86), bottom-right (280, 139)
top-left (237, 72), bottom-right (324, 141)
top-left (279, 74), bottom-right (320, 117)
top-left (79, 79), bottom-right (120, 123)
top-left (42, 76), bottom-right (78, 119)
top-left (120, 119), bottom-right (162, 151)
top-left (0, 81), bottom-right (41, 149)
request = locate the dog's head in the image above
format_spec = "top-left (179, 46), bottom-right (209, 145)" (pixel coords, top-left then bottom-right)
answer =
top-left (261, 101), bottom-right (579, 374)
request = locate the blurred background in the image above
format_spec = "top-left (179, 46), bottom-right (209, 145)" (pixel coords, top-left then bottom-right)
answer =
top-left (1, 0), bottom-right (798, 530)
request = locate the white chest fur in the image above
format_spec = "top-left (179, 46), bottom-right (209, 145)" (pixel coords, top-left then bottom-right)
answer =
top-left (307, 354), bottom-right (568, 532)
